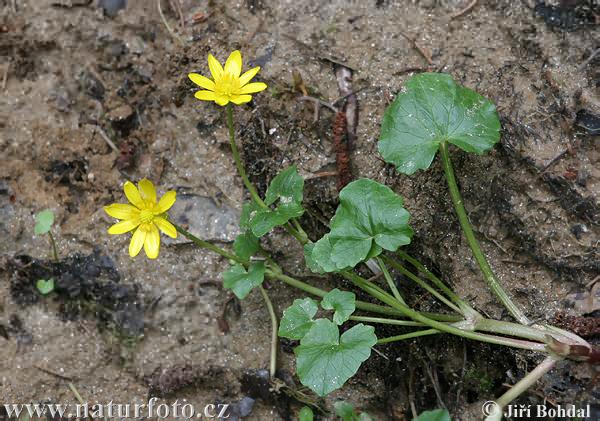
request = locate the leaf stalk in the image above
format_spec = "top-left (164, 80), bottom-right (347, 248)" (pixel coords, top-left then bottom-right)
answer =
top-left (438, 141), bottom-right (531, 325)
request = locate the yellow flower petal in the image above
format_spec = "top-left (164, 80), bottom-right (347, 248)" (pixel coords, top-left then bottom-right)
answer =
top-left (104, 204), bottom-right (140, 220)
top-left (108, 218), bottom-right (140, 234)
top-left (144, 224), bottom-right (160, 259)
top-left (239, 82), bottom-right (267, 95)
top-left (154, 217), bottom-right (177, 238)
top-left (188, 73), bottom-right (216, 90)
top-left (156, 190), bottom-right (177, 213)
top-left (195, 90), bottom-right (217, 101)
top-left (138, 178), bottom-right (157, 204)
top-left (124, 181), bottom-right (144, 208)
top-left (129, 226), bottom-right (146, 257)
top-left (208, 53), bottom-right (223, 79)
top-left (239, 66), bottom-right (260, 86)
top-left (230, 95), bottom-right (253, 105)
top-left (214, 95), bottom-right (229, 106)
top-left (224, 50), bottom-right (242, 77)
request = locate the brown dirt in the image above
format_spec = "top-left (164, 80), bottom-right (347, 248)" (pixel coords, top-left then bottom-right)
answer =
top-left (1, 0), bottom-right (599, 420)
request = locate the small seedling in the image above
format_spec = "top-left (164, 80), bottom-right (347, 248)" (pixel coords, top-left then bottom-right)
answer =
top-left (36, 278), bottom-right (55, 295)
top-left (34, 209), bottom-right (58, 262)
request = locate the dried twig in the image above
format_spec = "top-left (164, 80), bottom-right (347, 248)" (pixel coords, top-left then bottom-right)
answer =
top-left (297, 96), bottom-right (338, 122)
top-left (93, 125), bottom-right (120, 154)
top-left (450, 0), bottom-right (478, 19)
top-left (34, 365), bottom-right (74, 381)
top-left (169, 0), bottom-right (185, 28)
top-left (157, 0), bottom-right (184, 46)
top-left (2, 63), bottom-right (9, 90)
top-left (541, 149), bottom-right (568, 172)
top-left (578, 48), bottom-right (600, 71)
top-left (399, 30), bottom-right (434, 65)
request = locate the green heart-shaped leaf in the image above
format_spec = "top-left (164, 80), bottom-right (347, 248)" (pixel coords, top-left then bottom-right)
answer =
top-left (278, 297), bottom-right (319, 340)
top-left (233, 231), bottom-right (259, 261)
top-left (310, 179), bottom-right (413, 272)
top-left (295, 319), bottom-right (377, 396)
top-left (36, 278), bottom-right (55, 295)
top-left (34, 209), bottom-right (55, 235)
top-left (250, 202), bottom-right (304, 237)
top-left (249, 166), bottom-right (305, 237)
top-left (379, 73), bottom-right (500, 175)
top-left (240, 202), bottom-right (257, 229)
top-left (321, 289), bottom-right (355, 325)
top-left (264, 165), bottom-right (304, 205)
top-left (222, 262), bottom-right (265, 299)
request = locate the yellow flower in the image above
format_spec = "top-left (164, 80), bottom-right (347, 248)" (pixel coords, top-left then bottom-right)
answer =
top-left (104, 179), bottom-right (177, 259)
top-left (188, 50), bottom-right (267, 106)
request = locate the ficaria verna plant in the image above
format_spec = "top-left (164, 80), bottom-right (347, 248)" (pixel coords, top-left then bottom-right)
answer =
top-left (102, 53), bottom-right (599, 420)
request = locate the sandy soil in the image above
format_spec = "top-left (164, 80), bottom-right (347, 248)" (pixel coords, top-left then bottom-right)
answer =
top-left (1, 0), bottom-right (599, 419)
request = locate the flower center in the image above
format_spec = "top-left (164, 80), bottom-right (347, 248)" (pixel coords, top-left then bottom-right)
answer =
top-left (140, 209), bottom-right (155, 224)
top-left (215, 73), bottom-right (240, 97)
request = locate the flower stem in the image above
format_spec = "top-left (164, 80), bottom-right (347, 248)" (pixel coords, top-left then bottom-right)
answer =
top-left (226, 104), bottom-right (267, 209)
top-left (377, 329), bottom-right (440, 345)
top-left (259, 285), bottom-right (278, 378)
top-left (490, 356), bottom-right (559, 420)
top-left (376, 256), bottom-right (406, 305)
top-left (174, 224), bottom-right (243, 264)
top-left (439, 142), bottom-right (531, 325)
top-left (226, 105), bottom-right (308, 245)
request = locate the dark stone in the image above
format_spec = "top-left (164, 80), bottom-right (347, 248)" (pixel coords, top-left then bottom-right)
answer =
top-left (98, 0), bottom-right (127, 18)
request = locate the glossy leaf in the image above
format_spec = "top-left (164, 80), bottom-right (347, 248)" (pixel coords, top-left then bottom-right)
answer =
top-left (240, 202), bottom-right (256, 229)
top-left (250, 203), bottom-right (304, 237)
top-left (249, 166), bottom-right (305, 237)
top-left (233, 231), bottom-right (259, 260)
top-left (278, 297), bottom-right (318, 340)
top-left (222, 262), bottom-right (265, 299)
top-left (306, 234), bottom-right (350, 273)
top-left (311, 179), bottom-right (413, 271)
top-left (321, 288), bottom-right (356, 325)
top-left (379, 73), bottom-right (500, 174)
top-left (264, 165), bottom-right (304, 205)
top-left (295, 319), bottom-right (377, 396)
